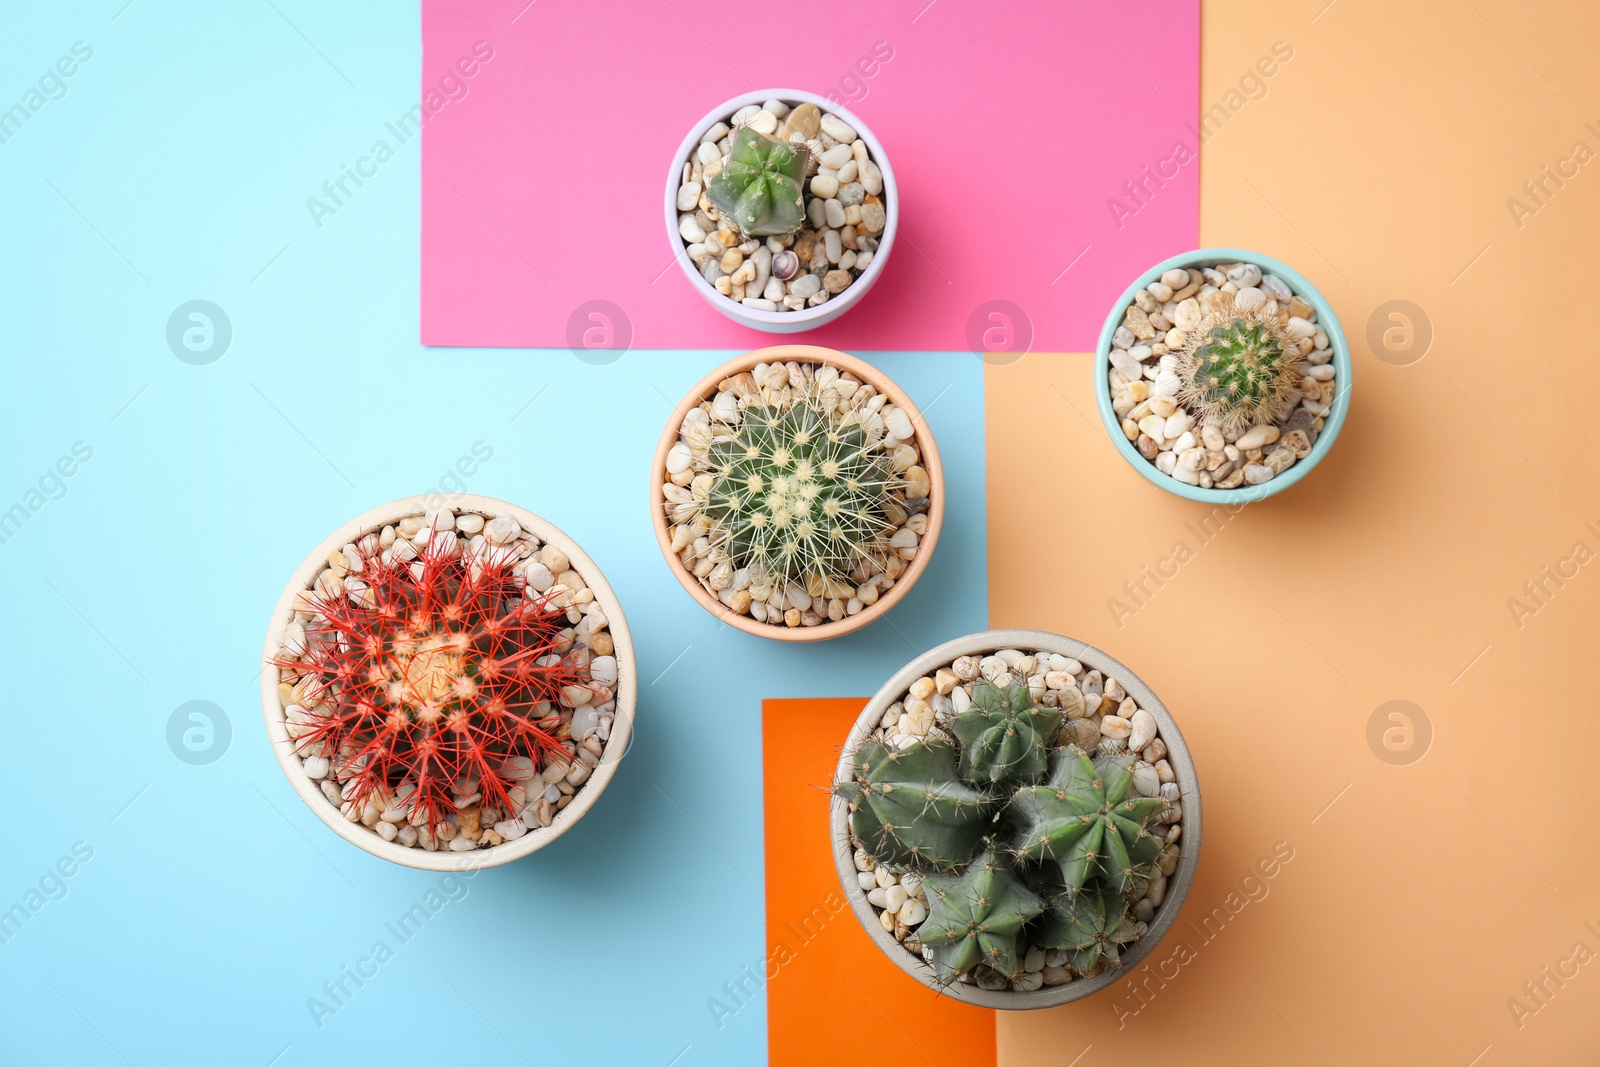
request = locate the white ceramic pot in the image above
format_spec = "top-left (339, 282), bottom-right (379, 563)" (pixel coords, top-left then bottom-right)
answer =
top-left (259, 494), bottom-right (636, 871)
top-left (664, 88), bottom-right (898, 333)
top-left (831, 629), bottom-right (1203, 1009)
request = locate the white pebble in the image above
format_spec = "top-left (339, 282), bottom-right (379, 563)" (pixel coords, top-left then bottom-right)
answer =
top-left (485, 514), bottom-right (521, 545)
top-left (665, 442), bottom-right (693, 474)
top-left (819, 113), bottom-right (856, 143)
top-left (1129, 709), bottom-right (1156, 751)
top-left (524, 561), bottom-right (554, 593)
top-left (820, 143), bottom-right (853, 168)
top-left (590, 655), bottom-right (618, 686)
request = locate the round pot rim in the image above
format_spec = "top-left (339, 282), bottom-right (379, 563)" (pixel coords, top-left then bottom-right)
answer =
top-left (649, 345), bottom-right (944, 643)
top-left (664, 88), bottom-right (899, 331)
top-left (1093, 246), bottom-right (1352, 505)
top-left (829, 628), bottom-right (1203, 1009)
top-left (259, 493), bottom-right (638, 872)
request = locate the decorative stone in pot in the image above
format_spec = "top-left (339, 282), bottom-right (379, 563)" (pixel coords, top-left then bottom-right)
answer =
top-left (650, 345), bottom-right (943, 642)
top-left (1095, 247), bottom-right (1351, 503)
top-left (260, 494), bottom-right (636, 871)
top-left (665, 90), bottom-right (897, 332)
top-left (831, 629), bottom-right (1201, 1008)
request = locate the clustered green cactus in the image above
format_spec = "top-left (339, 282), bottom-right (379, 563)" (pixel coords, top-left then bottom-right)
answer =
top-left (706, 126), bottom-right (811, 239)
top-left (1175, 305), bottom-right (1306, 435)
top-left (835, 679), bottom-right (1170, 984)
top-left (703, 396), bottom-right (900, 590)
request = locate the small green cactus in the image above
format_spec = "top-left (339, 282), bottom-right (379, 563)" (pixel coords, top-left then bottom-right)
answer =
top-left (835, 678), bottom-right (1173, 987)
top-left (1036, 886), bottom-right (1140, 974)
top-left (706, 126), bottom-right (810, 239)
top-left (918, 851), bottom-right (1044, 981)
top-left (1010, 747), bottom-right (1165, 895)
top-left (703, 397), bottom-right (900, 590)
top-left (1175, 305), bottom-right (1306, 435)
top-left (836, 739), bottom-right (992, 871)
top-left (951, 679), bottom-right (1061, 786)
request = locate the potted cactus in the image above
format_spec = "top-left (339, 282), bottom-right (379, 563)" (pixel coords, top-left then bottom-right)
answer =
top-left (665, 89), bottom-right (897, 332)
top-left (650, 345), bottom-right (943, 642)
top-left (1095, 248), bottom-right (1351, 503)
top-left (260, 494), bottom-right (636, 871)
top-left (831, 630), bottom-right (1201, 1007)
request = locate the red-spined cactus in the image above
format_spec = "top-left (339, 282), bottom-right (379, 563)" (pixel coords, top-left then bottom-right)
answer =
top-left (272, 531), bottom-right (595, 834)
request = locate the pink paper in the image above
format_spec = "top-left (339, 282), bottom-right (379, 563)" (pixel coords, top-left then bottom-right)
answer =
top-left (421, 0), bottom-right (1198, 353)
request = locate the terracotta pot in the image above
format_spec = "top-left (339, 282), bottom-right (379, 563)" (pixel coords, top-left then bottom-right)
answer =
top-left (831, 629), bottom-right (1203, 1008)
top-left (649, 346), bottom-right (943, 642)
top-left (260, 494), bottom-right (636, 871)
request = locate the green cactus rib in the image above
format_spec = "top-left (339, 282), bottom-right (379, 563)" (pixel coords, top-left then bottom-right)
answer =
top-left (918, 850), bottom-right (1045, 982)
top-left (835, 739), bottom-right (993, 872)
top-left (1008, 747), bottom-right (1165, 895)
top-left (704, 398), bottom-right (898, 588)
top-left (706, 126), bottom-right (808, 238)
top-left (1035, 886), bottom-right (1140, 974)
top-left (950, 679), bottom-right (1061, 786)
top-left (1175, 307), bottom-right (1304, 434)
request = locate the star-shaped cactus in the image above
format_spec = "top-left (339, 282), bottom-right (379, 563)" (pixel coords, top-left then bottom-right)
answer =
top-left (1009, 747), bottom-right (1165, 894)
top-left (834, 740), bottom-right (993, 871)
top-left (1036, 886), bottom-right (1140, 974)
top-left (918, 850), bottom-right (1045, 981)
top-left (949, 679), bottom-right (1062, 786)
top-left (706, 126), bottom-right (809, 238)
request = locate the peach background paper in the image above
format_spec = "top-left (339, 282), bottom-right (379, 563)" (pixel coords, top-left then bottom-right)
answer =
top-left (420, 0), bottom-right (1198, 351)
top-left (990, 1), bottom-right (1600, 1064)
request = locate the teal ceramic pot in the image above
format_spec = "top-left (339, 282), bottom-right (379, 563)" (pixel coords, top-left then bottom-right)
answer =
top-left (1094, 248), bottom-right (1350, 504)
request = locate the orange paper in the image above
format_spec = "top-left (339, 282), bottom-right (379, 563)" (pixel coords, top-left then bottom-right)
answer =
top-left (763, 697), bottom-right (997, 1067)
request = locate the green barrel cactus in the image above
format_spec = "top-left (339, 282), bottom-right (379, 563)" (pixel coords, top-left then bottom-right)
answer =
top-left (1175, 306), bottom-right (1305, 434)
top-left (919, 851), bottom-right (1045, 981)
top-left (706, 126), bottom-right (809, 239)
top-left (1009, 747), bottom-right (1164, 895)
top-left (835, 739), bottom-right (992, 871)
top-left (834, 678), bottom-right (1172, 986)
top-left (1036, 886), bottom-right (1140, 974)
top-left (703, 397), bottom-right (899, 590)
top-left (951, 679), bottom-right (1062, 786)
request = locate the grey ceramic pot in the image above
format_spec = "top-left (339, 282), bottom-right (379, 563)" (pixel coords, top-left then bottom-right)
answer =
top-left (830, 629), bottom-right (1203, 1009)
